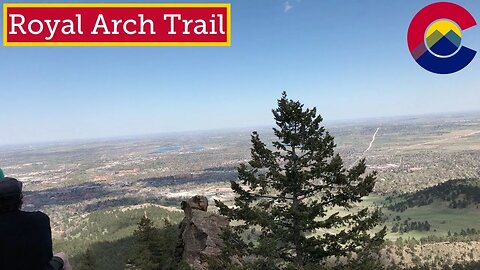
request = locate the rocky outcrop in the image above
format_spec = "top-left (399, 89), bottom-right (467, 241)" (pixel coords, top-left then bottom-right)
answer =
top-left (177, 195), bottom-right (228, 270)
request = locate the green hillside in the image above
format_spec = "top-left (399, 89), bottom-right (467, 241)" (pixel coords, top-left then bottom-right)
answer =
top-left (52, 204), bottom-right (184, 270)
top-left (382, 179), bottom-right (480, 241)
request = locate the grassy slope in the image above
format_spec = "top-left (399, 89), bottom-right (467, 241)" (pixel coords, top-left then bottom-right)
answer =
top-left (383, 201), bottom-right (480, 240)
top-left (315, 191), bottom-right (480, 241)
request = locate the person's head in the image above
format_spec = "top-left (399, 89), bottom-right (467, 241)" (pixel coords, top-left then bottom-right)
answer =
top-left (0, 177), bottom-right (23, 213)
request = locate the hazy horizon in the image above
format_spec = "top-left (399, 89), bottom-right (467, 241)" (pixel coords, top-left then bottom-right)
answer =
top-left (2, 0), bottom-right (480, 145)
top-left (1, 109), bottom-right (478, 148)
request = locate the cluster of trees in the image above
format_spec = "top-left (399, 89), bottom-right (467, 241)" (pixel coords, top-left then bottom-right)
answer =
top-left (391, 220), bottom-right (431, 233)
top-left (127, 216), bottom-right (190, 270)
top-left (56, 205), bottom-right (184, 270)
top-left (448, 228), bottom-right (479, 238)
top-left (448, 262), bottom-right (480, 270)
top-left (75, 214), bottom-right (191, 270)
top-left (449, 199), bottom-right (471, 209)
top-left (390, 227), bottom-right (480, 246)
top-left (406, 262), bottom-right (480, 270)
top-left (386, 179), bottom-right (480, 212)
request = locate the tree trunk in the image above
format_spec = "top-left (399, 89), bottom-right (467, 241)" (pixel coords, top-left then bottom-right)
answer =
top-left (292, 194), bottom-right (303, 266)
top-left (291, 142), bottom-right (303, 266)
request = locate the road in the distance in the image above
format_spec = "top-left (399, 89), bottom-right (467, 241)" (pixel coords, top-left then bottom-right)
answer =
top-left (365, 127), bottom-right (380, 153)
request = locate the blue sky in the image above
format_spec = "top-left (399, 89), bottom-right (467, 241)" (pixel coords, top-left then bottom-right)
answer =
top-left (1, 0), bottom-right (480, 145)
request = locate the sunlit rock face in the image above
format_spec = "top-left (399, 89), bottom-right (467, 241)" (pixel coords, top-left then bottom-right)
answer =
top-left (177, 195), bottom-right (228, 270)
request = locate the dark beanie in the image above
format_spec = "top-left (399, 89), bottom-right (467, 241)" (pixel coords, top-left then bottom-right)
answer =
top-left (0, 177), bottom-right (23, 199)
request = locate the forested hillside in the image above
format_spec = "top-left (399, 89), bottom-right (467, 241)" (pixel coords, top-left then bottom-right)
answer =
top-left (52, 204), bottom-right (184, 270)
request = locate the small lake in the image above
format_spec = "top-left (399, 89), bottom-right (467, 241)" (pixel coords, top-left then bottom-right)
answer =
top-left (152, 145), bottom-right (204, 154)
top-left (152, 146), bottom-right (181, 154)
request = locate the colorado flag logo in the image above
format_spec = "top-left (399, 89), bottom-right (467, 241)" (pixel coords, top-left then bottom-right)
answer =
top-left (407, 2), bottom-right (476, 74)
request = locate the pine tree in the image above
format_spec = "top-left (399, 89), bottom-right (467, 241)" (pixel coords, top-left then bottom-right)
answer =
top-left (216, 92), bottom-right (386, 267)
top-left (131, 215), bottom-right (161, 270)
top-left (78, 248), bottom-right (96, 270)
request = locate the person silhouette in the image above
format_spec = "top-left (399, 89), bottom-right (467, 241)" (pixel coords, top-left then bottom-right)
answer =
top-left (0, 173), bottom-right (72, 270)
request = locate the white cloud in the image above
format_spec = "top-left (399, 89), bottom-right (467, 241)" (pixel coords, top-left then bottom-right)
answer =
top-left (284, 0), bottom-right (302, 13)
top-left (284, 1), bottom-right (293, 13)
